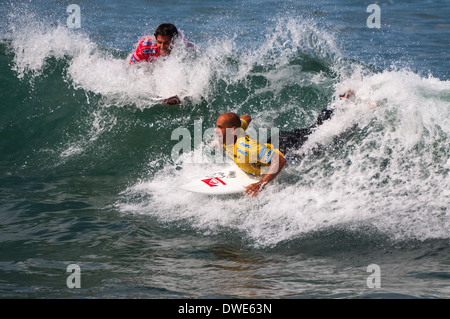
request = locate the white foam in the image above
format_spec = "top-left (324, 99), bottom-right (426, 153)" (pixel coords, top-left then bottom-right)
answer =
top-left (7, 8), bottom-right (449, 246)
top-left (7, 11), bottom-right (212, 109)
top-left (59, 109), bottom-right (117, 159)
top-left (7, 13), bottom-right (344, 112)
top-left (117, 69), bottom-right (450, 247)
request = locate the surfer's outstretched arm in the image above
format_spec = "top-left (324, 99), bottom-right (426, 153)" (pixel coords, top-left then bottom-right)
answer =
top-left (244, 153), bottom-right (286, 198)
top-left (239, 114), bottom-right (251, 131)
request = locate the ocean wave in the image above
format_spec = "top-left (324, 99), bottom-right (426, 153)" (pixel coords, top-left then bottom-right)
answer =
top-left (116, 69), bottom-right (450, 247)
top-left (3, 3), bottom-right (449, 248)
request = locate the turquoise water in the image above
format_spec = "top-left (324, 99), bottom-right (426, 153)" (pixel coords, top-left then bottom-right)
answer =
top-left (0, 0), bottom-right (449, 299)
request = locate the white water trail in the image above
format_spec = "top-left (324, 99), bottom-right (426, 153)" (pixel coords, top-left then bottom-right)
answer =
top-left (6, 7), bottom-right (449, 246)
top-left (117, 67), bottom-right (450, 248)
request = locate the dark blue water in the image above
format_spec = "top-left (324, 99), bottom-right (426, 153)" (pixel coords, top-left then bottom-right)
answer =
top-left (0, 0), bottom-right (449, 299)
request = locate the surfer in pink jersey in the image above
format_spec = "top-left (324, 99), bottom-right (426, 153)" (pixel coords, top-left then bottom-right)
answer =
top-left (129, 23), bottom-right (193, 64)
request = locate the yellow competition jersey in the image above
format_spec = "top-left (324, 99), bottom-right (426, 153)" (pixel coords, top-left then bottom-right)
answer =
top-left (224, 119), bottom-right (283, 176)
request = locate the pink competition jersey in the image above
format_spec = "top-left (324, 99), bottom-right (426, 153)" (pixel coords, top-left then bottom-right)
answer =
top-left (129, 35), bottom-right (161, 64)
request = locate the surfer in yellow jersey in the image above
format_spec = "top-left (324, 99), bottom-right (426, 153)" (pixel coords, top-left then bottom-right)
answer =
top-left (215, 113), bottom-right (287, 198)
top-left (215, 89), bottom-right (357, 197)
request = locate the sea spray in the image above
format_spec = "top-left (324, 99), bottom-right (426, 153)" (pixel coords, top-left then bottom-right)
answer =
top-left (3, 3), bottom-right (449, 248)
top-left (117, 64), bottom-right (450, 248)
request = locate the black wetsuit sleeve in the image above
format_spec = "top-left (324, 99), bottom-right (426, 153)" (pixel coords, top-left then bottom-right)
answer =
top-left (268, 108), bottom-right (334, 155)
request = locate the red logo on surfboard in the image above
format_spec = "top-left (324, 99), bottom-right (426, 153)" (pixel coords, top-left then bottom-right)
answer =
top-left (201, 178), bottom-right (226, 187)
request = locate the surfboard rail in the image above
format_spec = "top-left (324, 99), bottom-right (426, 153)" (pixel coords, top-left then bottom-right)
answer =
top-left (179, 166), bottom-right (258, 195)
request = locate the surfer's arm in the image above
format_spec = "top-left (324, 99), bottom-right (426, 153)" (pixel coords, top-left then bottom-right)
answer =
top-left (129, 40), bottom-right (144, 65)
top-left (240, 115), bottom-right (251, 131)
top-left (244, 152), bottom-right (286, 198)
top-left (240, 114), bottom-right (251, 125)
top-left (129, 36), bottom-right (158, 65)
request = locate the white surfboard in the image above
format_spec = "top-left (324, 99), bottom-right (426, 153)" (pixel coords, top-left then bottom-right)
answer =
top-left (179, 166), bottom-right (259, 195)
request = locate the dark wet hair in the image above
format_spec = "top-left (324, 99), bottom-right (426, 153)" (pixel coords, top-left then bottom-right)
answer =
top-left (154, 24), bottom-right (178, 39)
